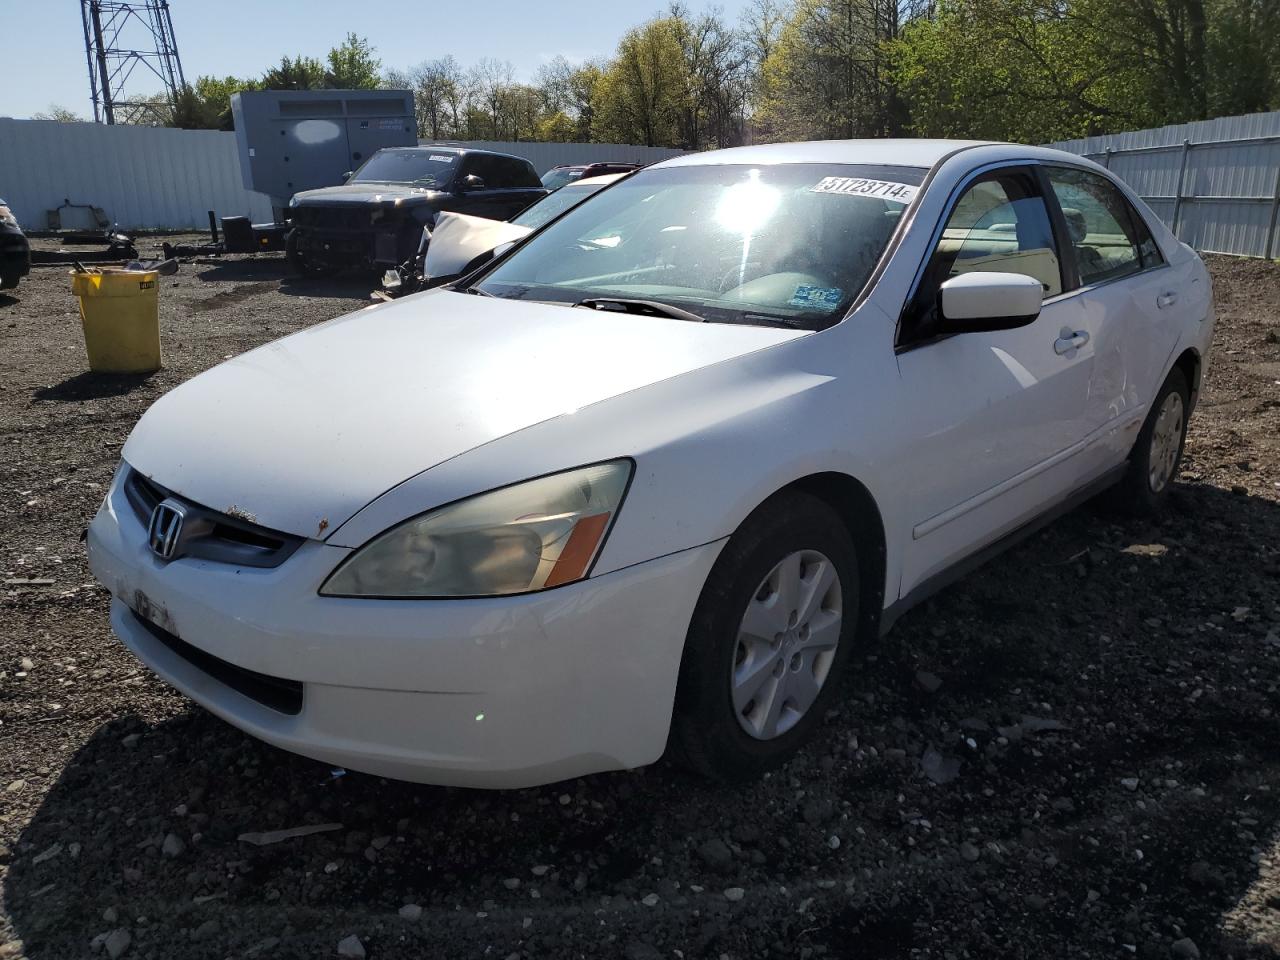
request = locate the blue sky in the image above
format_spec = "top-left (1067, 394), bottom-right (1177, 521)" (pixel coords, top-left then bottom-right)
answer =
top-left (0, 0), bottom-right (755, 120)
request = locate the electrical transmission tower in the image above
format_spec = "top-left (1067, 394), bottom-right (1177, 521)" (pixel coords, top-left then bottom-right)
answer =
top-left (80, 0), bottom-right (187, 124)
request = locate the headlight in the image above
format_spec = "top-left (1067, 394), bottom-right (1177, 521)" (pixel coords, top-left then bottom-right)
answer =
top-left (320, 460), bottom-right (632, 598)
top-left (288, 196), bottom-right (300, 208)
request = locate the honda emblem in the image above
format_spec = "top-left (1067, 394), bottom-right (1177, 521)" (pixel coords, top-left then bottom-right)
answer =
top-left (147, 499), bottom-right (186, 560)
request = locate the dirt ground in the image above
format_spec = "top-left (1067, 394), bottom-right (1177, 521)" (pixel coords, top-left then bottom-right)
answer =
top-left (1, 240), bottom-right (1278, 960)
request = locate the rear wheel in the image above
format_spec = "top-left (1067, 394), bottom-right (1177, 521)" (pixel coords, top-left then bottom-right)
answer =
top-left (669, 491), bottom-right (859, 781)
top-left (1116, 367), bottom-right (1190, 515)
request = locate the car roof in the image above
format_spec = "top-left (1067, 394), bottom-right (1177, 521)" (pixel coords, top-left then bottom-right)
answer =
top-left (565, 173), bottom-right (628, 188)
top-left (652, 139), bottom-right (992, 170)
top-left (408, 145), bottom-right (531, 162)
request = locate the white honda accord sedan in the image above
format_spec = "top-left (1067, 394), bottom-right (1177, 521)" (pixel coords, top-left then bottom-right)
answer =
top-left (87, 140), bottom-right (1214, 788)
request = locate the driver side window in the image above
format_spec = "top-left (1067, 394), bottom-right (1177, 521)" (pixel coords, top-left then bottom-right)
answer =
top-left (901, 169), bottom-right (1062, 345)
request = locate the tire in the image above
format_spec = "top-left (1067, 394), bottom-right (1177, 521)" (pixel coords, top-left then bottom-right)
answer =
top-left (0, 272), bottom-right (18, 291)
top-left (285, 230), bottom-right (325, 276)
top-left (669, 491), bottom-right (860, 782)
top-left (1116, 367), bottom-right (1191, 515)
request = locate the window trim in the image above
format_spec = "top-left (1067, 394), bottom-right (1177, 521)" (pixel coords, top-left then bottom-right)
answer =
top-left (895, 161), bottom-right (1065, 352)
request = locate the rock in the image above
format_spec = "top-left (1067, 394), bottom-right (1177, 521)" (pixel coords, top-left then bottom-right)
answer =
top-left (336, 935), bottom-right (366, 958)
top-left (1025, 894), bottom-right (1048, 911)
top-left (190, 920), bottom-right (219, 942)
top-left (398, 903), bottom-right (422, 921)
top-left (19, 658), bottom-right (34, 671)
top-left (641, 893), bottom-right (660, 907)
top-left (102, 907), bottom-right (118, 924)
top-left (625, 942), bottom-right (663, 960)
top-left (959, 842), bottom-right (981, 863)
top-left (802, 798), bottom-right (834, 825)
top-left (1120, 778), bottom-right (1140, 791)
top-left (921, 747), bottom-right (961, 785)
top-left (1170, 938), bottom-right (1200, 959)
top-left (5, 780), bottom-right (25, 794)
top-left (697, 838), bottom-right (734, 870)
top-left (827, 835), bottom-right (841, 850)
top-left (103, 929), bottom-right (131, 959)
top-left (503, 877), bottom-right (521, 890)
top-left (724, 887), bottom-right (745, 902)
top-left (161, 833), bottom-right (185, 858)
top-left (531, 865), bottom-right (551, 876)
top-left (915, 670), bottom-right (943, 693)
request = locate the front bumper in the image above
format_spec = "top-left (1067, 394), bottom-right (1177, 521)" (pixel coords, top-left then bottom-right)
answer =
top-left (86, 472), bottom-right (723, 788)
top-left (0, 228), bottom-right (30, 278)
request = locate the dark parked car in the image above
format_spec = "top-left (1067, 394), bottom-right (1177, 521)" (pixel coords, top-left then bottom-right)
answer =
top-left (540, 162), bottom-right (642, 191)
top-left (0, 198), bottom-right (31, 291)
top-left (286, 146), bottom-right (546, 273)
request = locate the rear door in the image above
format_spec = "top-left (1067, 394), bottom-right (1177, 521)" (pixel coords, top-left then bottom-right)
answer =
top-left (1040, 165), bottom-right (1185, 476)
top-left (895, 164), bottom-right (1094, 594)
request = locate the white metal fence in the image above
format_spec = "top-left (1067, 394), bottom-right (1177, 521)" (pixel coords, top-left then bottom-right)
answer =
top-left (0, 118), bottom-right (683, 231)
top-left (1049, 110), bottom-right (1280, 258)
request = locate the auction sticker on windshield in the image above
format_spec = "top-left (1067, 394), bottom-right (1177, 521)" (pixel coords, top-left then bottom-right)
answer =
top-left (811, 177), bottom-right (917, 203)
top-left (788, 285), bottom-right (844, 310)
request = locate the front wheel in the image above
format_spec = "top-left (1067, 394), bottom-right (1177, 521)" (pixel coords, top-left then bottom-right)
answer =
top-left (0, 272), bottom-right (19, 291)
top-left (1116, 367), bottom-right (1191, 515)
top-left (285, 230), bottom-right (325, 276)
top-left (669, 491), bottom-right (859, 782)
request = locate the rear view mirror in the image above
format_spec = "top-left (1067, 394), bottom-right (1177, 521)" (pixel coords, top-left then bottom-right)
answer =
top-left (939, 272), bottom-right (1043, 333)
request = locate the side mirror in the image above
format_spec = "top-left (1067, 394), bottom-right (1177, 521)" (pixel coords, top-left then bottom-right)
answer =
top-left (458, 174), bottom-right (486, 192)
top-left (342, 170), bottom-right (353, 182)
top-left (939, 272), bottom-right (1043, 332)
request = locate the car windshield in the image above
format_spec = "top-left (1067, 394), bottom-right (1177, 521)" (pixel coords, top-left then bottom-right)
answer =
top-left (541, 167), bottom-right (584, 190)
top-left (510, 181), bottom-right (608, 230)
top-left (351, 150), bottom-right (459, 187)
top-left (474, 163), bottom-right (925, 329)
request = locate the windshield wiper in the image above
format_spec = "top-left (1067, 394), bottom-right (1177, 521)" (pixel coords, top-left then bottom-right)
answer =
top-left (575, 298), bottom-right (706, 324)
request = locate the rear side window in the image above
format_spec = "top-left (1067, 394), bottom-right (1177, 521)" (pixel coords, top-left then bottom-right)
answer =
top-left (902, 168), bottom-right (1061, 343)
top-left (1045, 167), bottom-right (1159, 284)
top-left (502, 157), bottom-right (542, 189)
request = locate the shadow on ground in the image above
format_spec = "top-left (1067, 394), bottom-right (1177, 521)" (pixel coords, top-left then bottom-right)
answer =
top-left (6, 483), bottom-right (1279, 958)
top-left (32, 370), bottom-right (157, 403)
top-left (194, 258), bottom-right (379, 301)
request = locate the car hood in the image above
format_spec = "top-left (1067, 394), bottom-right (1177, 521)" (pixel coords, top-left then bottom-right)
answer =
top-left (425, 212), bottom-right (531, 278)
top-left (123, 291), bottom-right (807, 540)
top-left (292, 183), bottom-right (443, 206)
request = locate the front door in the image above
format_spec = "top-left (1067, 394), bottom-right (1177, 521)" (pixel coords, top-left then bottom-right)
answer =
top-left (894, 165), bottom-right (1094, 596)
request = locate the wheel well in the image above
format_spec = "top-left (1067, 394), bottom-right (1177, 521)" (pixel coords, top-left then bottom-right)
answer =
top-left (1174, 348), bottom-right (1201, 406)
top-left (785, 472), bottom-right (886, 643)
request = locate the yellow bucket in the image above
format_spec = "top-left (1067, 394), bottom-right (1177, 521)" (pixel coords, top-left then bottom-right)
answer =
top-left (70, 268), bottom-right (162, 374)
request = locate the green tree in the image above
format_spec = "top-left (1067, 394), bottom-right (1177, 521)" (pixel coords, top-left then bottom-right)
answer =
top-left (31, 104), bottom-right (85, 122)
top-left (261, 55), bottom-right (327, 90)
top-left (325, 33), bottom-right (382, 89)
top-left (595, 18), bottom-right (687, 146)
top-left (757, 0), bottom-right (914, 142)
top-left (171, 75), bottom-right (259, 129)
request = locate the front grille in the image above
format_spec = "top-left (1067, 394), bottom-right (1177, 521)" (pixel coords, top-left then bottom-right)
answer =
top-left (123, 467), bottom-right (304, 569)
top-left (129, 608), bottom-right (303, 715)
top-left (291, 205), bottom-right (409, 232)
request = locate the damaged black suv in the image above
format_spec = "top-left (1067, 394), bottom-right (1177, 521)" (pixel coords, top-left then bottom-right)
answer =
top-left (286, 146), bottom-right (546, 274)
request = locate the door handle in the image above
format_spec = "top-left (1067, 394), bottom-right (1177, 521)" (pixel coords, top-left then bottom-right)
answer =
top-left (1156, 291), bottom-right (1179, 309)
top-left (1054, 328), bottom-right (1090, 355)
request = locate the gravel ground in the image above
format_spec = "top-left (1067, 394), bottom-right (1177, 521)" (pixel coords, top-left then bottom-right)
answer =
top-left (1, 240), bottom-right (1278, 960)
